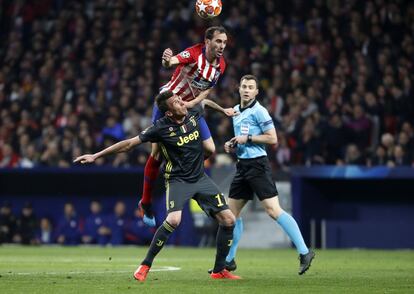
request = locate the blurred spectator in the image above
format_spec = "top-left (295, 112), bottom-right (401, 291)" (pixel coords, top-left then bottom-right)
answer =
top-left (97, 201), bottom-right (128, 246)
top-left (82, 200), bottom-right (105, 244)
top-left (338, 144), bottom-right (365, 165)
top-left (0, 201), bottom-right (16, 243)
top-left (0, 144), bottom-right (19, 168)
top-left (381, 133), bottom-right (395, 158)
top-left (0, 0), bottom-right (412, 168)
top-left (18, 144), bottom-right (39, 168)
top-left (106, 201), bottom-right (128, 245)
top-left (36, 217), bottom-right (53, 245)
top-left (125, 208), bottom-right (155, 245)
top-left (324, 112), bottom-right (347, 164)
top-left (391, 145), bottom-right (410, 166)
top-left (343, 104), bottom-right (372, 150)
top-left (13, 202), bottom-right (38, 244)
top-left (296, 117), bottom-right (324, 165)
top-left (275, 132), bottom-right (291, 169)
top-left (368, 145), bottom-right (388, 166)
top-left (56, 202), bottom-right (81, 245)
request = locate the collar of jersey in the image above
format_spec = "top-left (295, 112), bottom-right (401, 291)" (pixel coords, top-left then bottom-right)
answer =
top-left (167, 114), bottom-right (188, 125)
top-left (239, 99), bottom-right (257, 112)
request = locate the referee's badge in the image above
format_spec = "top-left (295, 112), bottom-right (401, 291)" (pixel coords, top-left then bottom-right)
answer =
top-left (241, 123), bottom-right (250, 135)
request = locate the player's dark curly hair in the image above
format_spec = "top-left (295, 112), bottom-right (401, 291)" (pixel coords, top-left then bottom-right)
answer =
top-left (205, 26), bottom-right (227, 40)
top-left (155, 90), bottom-right (174, 113)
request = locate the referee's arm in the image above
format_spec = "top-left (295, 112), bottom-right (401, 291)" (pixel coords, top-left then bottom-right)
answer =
top-left (249, 128), bottom-right (278, 146)
top-left (229, 128), bottom-right (278, 146)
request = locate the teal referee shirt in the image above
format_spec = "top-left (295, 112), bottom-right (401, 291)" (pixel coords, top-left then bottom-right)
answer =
top-left (232, 100), bottom-right (275, 159)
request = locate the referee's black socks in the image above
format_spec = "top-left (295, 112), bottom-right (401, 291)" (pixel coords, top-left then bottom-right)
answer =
top-left (142, 220), bottom-right (176, 267)
top-left (213, 225), bottom-right (235, 273)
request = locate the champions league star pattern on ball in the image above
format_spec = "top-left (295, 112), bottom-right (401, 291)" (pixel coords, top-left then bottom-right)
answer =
top-left (195, 0), bottom-right (222, 19)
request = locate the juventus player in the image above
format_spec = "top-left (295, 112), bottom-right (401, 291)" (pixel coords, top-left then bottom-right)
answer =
top-left (140, 26), bottom-right (235, 226)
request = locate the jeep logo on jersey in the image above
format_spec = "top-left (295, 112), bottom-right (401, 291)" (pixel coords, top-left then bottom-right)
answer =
top-left (177, 130), bottom-right (200, 146)
top-left (180, 51), bottom-right (190, 58)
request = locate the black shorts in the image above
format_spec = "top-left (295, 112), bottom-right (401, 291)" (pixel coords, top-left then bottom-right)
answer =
top-left (166, 173), bottom-right (228, 218)
top-left (229, 156), bottom-right (278, 201)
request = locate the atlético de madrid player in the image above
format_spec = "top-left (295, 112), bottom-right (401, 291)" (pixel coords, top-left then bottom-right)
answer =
top-left (140, 26), bottom-right (236, 226)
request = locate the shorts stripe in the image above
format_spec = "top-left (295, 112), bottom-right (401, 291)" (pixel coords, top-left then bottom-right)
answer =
top-left (160, 143), bottom-right (172, 179)
top-left (165, 180), bottom-right (170, 211)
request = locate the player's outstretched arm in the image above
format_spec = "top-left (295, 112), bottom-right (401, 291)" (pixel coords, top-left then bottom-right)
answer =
top-left (203, 99), bottom-right (240, 117)
top-left (183, 89), bottom-right (212, 109)
top-left (162, 48), bottom-right (180, 68)
top-left (73, 136), bottom-right (142, 164)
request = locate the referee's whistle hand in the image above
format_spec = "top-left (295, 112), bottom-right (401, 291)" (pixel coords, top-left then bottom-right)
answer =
top-left (231, 136), bottom-right (247, 145)
top-left (224, 141), bottom-right (235, 153)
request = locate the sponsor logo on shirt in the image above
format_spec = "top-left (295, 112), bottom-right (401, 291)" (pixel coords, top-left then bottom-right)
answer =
top-left (190, 79), bottom-right (211, 90)
top-left (177, 130), bottom-right (200, 146)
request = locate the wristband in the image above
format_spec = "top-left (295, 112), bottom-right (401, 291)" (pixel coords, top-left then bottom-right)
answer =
top-left (247, 134), bottom-right (252, 143)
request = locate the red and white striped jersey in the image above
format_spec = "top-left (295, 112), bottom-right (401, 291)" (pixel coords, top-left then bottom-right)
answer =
top-left (160, 43), bottom-right (226, 101)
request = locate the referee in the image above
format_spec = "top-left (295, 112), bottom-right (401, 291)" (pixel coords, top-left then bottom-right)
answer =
top-left (223, 75), bottom-right (315, 275)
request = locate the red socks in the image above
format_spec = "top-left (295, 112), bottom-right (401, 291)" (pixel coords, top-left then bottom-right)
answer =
top-left (141, 155), bottom-right (161, 205)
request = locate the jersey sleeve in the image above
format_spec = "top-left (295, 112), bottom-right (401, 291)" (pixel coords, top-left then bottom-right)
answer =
top-left (255, 106), bottom-right (275, 132)
top-left (138, 124), bottom-right (160, 143)
top-left (176, 44), bottom-right (199, 64)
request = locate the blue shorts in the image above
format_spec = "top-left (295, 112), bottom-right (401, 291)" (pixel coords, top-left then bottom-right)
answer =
top-left (151, 103), bottom-right (211, 140)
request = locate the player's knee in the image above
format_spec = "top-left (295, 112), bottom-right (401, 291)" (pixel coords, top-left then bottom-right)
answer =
top-left (166, 215), bottom-right (181, 228)
top-left (219, 210), bottom-right (235, 227)
top-left (150, 150), bottom-right (160, 159)
top-left (150, 144), bottom-right (160, 159)
top-left (264, 205), bottom-right (283, 219)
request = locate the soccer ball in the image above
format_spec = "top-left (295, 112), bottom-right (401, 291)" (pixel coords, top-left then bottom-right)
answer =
top-left (195, 0), bottom-right (222, 19)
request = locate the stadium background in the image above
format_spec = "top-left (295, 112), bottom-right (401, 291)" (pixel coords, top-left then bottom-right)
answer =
top-left (0, 0), bottom-right (413, 249)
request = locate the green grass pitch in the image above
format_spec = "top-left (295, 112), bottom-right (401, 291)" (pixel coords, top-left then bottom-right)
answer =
top-left (0, 246), bottom-right (413, 293)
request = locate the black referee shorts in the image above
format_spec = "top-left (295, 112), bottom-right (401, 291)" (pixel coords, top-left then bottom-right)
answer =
top-left (166, 173), bottom-right (228, 218)
top-left (229, 156), bottom-right (278, 201)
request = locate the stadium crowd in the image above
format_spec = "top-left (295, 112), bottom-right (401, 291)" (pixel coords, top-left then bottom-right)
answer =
top-left (0, 0), bottom-right (413, 170)
top-left (0, 200), bottom-right (154, 245)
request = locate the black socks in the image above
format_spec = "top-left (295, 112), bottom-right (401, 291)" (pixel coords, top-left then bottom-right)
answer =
top-left (213, 225), bottom-right (235, 273)
top-left (142, 221), bottom-right (176, 267)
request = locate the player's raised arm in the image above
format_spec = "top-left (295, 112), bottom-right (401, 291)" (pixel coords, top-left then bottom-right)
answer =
top-left (161, 48), bottom-right (179, 68)
top-left (203, 99), bottom-right (240, 117)
top-left (73, 136), bottom-right (142, 164)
